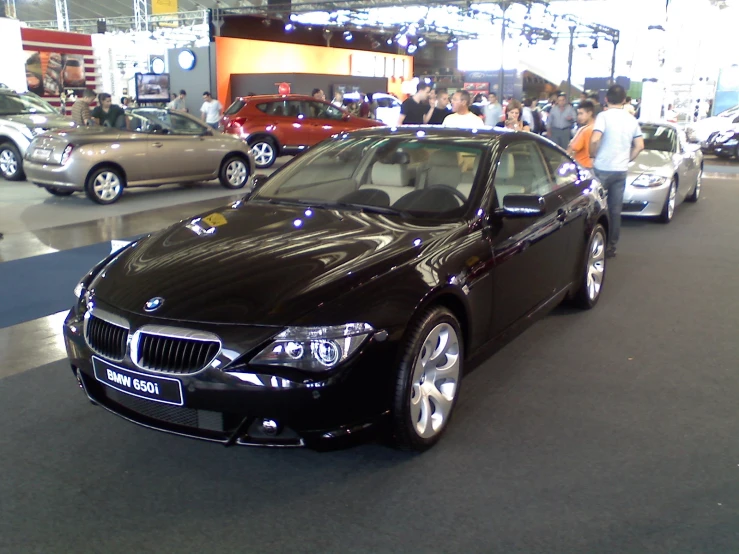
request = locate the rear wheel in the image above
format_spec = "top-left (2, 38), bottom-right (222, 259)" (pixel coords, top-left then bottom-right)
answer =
top-left (391, 307), bottom-right (463, 452)
top-left (572, 223), bottom-right (607, 309)
top-left (0, 142), bottom-right (24, 181)
top-left (44, 186), bottom-right (75, 197)
top-left (218, 155), bottom-right (250, 189)
top-left (249, 138), bottom-right (277, 169)
top-left (85, 167), bottom-right (124, 205)
top-left (658, 179), bottom-right (677, 223)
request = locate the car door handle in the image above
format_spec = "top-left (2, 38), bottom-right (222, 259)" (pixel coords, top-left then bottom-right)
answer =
top-left (152, 142), bottom-right (163, 148)
top-left (556, 208), bottom-right (567, 222)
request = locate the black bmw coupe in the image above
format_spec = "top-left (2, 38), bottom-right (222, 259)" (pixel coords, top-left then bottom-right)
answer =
top-left (64, 127), bottom-right (609, 451)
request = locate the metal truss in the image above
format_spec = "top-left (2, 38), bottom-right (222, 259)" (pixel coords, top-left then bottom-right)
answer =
top-left (24, 10), bottom-right (207, 34)
top-left (3, 0), bottom-right (16, 19)
top-left (55, 0), bottom-right (70, 31)
top-left (133, 0), bottom-right (148, 31)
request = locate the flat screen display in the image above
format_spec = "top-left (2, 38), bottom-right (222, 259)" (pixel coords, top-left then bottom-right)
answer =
top-left (135, 73), bottom-right (171, 103)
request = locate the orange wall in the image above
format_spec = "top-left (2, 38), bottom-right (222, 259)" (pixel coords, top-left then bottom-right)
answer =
top-left (215, 36), bottom-right (413, 106)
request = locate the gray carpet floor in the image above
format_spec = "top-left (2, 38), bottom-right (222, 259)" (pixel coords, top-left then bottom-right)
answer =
top-left (1, 175), bottom-right (739, 553)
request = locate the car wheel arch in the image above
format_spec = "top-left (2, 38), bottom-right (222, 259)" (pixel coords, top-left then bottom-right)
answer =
top-left (247, 133), bottom-right (281, 153)
top-left (410, 287), bottom-right (471, 359)
top-left (86, 162), bottom-right (128, 187)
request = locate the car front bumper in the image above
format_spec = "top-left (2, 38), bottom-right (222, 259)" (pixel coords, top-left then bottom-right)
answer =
top-left (63, 305), bottom-right (399, 448)
top-left (23, 159), bottom-right (86, 190)
top-left (621, 178), bottom-right (671, 218)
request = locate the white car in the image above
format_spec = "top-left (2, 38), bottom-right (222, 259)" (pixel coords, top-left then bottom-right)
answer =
top-left (343, 92), bottom-right (399, 127)
top-left (685, 104), bottom-right (739, 144)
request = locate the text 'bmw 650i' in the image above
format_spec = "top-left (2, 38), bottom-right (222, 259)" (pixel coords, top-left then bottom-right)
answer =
top-left (64, 127), bottom-right (609, 451)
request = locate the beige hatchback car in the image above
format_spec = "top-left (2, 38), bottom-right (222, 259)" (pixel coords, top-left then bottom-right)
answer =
top-left (23, 108), bottom-right (255, 204)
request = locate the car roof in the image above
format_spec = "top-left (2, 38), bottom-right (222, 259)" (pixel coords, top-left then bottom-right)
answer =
top-left (237, 94), bottom-right (327, 102)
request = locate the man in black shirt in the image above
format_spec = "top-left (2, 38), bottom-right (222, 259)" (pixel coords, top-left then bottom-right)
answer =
top-left (398, 82), bottom-right (433, 125)
top-left (91, 93), bottom-right (127, 129)
top-left (428, 88), bottom-right (452, 125)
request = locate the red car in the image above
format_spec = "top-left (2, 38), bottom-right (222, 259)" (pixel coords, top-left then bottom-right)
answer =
top-left (222, 94), bottom-right (384, 168)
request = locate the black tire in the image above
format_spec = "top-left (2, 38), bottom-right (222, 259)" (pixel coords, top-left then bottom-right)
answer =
top-left (686, 167), bottom-right (701, 203)
top-left (44, 186), bottom-right (75, 197)
top-left (658, 179), bottom-right (677, 223)
top-left (0, 142), bottom-right (24, 181)
top-left (572, 223), bottom-right (607, 310)
top-left (84, 166), bottom-right (124, 205)
top-left (249, 137), bottom-right (277, 169)
top-left (218, 155), bottom-right (250, 189)
top-left (391, 307), bottom-right (464, 452)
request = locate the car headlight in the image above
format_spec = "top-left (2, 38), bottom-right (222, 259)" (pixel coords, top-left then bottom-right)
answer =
top-left (21, 127), bottom-right (35, 141)
top-left (631, 174), bottom-right (667, 188)
top-left (250, 323), bottom-right (374, 372)
top-left (716, 131), bottom-right (735, 143)
top-left (73, 281), bottom-right (86, 299)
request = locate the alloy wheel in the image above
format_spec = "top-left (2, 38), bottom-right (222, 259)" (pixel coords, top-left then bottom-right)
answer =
top-left (0, 148), bottom-right (18, 178)
top-left (93, 171), bottom-right (122, 202)
top-left (409, 322), bottom-right (461, 439)
top-left (251, 142), bottom-right (275, 167)
top-left (226, 159), bottom-right (247, 187)
top-left (667, 181), bottom-right (677, 220)
top-left (587, 228), bottom-right (606, 302)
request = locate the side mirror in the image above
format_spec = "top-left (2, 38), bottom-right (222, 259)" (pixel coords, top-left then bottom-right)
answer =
top-left (499, 194), bottom-right (546, 217)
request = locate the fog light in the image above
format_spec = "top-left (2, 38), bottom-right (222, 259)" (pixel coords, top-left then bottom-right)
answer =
top-left (262, 419), bottom-right (280, 436)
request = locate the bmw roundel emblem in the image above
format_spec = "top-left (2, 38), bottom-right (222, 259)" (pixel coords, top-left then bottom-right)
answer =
top-left (144, 297), bottom-right (165, 312)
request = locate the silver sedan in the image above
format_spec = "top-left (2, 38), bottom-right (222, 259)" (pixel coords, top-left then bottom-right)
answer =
top-left (622, 122), bottom-right (702, 223)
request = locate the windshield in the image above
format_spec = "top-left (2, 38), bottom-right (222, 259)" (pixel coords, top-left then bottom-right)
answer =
top-left (252, 134), bottom-right (488, 217)
top-left (128, 108), bottom-right (207, 134)
top-left (642, 125), bottom-right (677, 153)
top-left (0, 92), bottom-right (57, 116)
top-left (718, 105), bottom-right (739, 118)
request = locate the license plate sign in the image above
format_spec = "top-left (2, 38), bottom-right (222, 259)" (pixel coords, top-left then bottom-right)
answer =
top-left (92, 357), bottom-right (183, 406)
top-left (34, 148), bottom-right (52, 160)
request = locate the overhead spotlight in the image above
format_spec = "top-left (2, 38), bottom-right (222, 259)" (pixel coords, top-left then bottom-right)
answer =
top-left (386, 37), bottom-right (393, 45)
top-left (418, 37), bottom-right (427, 48)
top-left (397, 34), bottom-right (409, 48)
top-left (592, 38), bottom-right (599, 49)
top-left (343, 30), bottom-right (353, 42)
top-left (284, 23), bottom-right (294, 32)
top-left (446, 35), bottom-right (456, 50)
top-left (407, 43), bottom-right (417, 54)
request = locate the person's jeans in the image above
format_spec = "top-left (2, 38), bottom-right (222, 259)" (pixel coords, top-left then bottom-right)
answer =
top-left (208, 122), bottom-right (219, 130)
top-left (594, 169), bottom-right (627, 249)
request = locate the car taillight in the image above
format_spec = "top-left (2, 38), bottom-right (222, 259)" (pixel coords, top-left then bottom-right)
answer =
top-left (61, 144), bottom-right (75, 165)
top-left (227, 117), bottom-right (246, 129)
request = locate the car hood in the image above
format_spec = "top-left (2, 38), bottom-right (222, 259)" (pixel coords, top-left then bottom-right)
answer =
top-left (628, 150), bottom-right (675, 178)
top-left (90, 202), bottom-right (456, 326)
top-left (4, 113), bottom-right (75, 132)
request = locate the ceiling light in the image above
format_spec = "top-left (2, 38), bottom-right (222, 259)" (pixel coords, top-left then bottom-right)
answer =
top-left (397, 34), bottom-right (409, 48)
top-left (285, 23), bottom-right (294, 32)
top-left (343, 30), bottom-right (353, 41)
top-left (407, 44), bottom-right (417, 54)
top-left (418, 37), bottom-right (427, 47)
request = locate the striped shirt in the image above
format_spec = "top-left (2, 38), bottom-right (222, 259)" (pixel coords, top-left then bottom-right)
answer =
top-left (70, 99), bottom-right (90, 126)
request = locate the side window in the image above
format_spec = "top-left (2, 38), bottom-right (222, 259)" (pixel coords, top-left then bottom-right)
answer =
top-left (257, 101), bottom-right (288, 116)
top-left (168, 113), bottom-right (207, 135)
top-left (538, 144), bottom-right (580, 189)
top-left (285, 101), bottom-right (305, 118)
top-left (494, 141), bottom-right (554, 205)
top-left (733, 115), bottom-right (739, 124)
top-left (308, 101), bottom-right (344, 120)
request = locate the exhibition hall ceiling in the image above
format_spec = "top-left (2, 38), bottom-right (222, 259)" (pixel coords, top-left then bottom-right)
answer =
top-left (15, 0), bottom-right (605, 26)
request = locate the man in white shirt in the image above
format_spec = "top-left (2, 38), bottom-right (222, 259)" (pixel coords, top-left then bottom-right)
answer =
top-left (590, 84), bottom-right (645, 258)
top-left (442, 90), bottom-right (485, 130)
top-left (200, 91), bottom-right (223, 129)
top-left (484, 92), bottom-right (503, 126)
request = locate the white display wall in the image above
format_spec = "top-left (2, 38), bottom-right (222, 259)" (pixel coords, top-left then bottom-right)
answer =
top-left (0, 18), bottom-right (27, 92)
top-left (91, 32), bottom-right (169, 101)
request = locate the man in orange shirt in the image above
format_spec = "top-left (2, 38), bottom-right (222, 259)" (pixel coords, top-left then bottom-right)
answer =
top-left (568, 100), bottom-right (595, 168)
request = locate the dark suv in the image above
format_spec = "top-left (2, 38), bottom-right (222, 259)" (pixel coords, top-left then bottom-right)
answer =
top-left (222, 94), bottom-right (383, 168)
